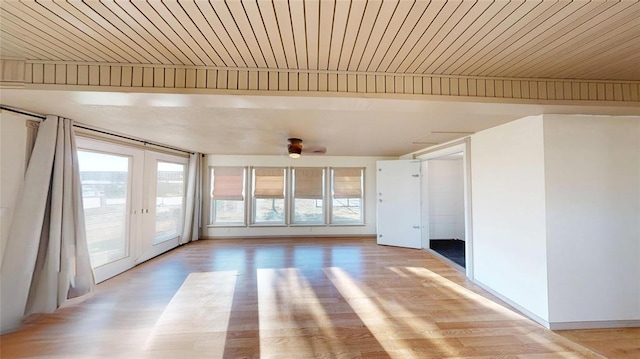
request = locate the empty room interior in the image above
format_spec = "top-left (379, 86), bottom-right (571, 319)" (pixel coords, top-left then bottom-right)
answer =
top-left (1, 1), bottom-right (639, 358)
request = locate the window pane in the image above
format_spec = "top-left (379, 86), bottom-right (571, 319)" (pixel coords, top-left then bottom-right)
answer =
top-left (331, 168), bottom-right (364, 224)
top-left (292, 168), bottom-right (325, 224)
top-left (155, 161), bottom-right (185, 243)
top-left (332, 198), bottom-right (362, 224)
top-left (214, 200), bottom-right (245, 224)
top-left (78, 151), bottom-right (129, 268)
top-left (294, 199), bottom-right (324, 224)
top-left (211, 167), bottom-right (246, 225)
top-left (254, 198), bottom-right (285, 224)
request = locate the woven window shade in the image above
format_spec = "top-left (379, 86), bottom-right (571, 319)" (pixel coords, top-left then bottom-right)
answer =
top-left (212, 167), bottom-right (244, 200)
top-left (333, 168), bottom-right (363, 198)
top-left (254, 168), bottom-right (285, 199)
top-left (294, 168), bottom-right (324, 199)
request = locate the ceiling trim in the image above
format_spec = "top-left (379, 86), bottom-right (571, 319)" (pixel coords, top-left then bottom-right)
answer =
top-left (3, 59), bottom-right (639, 103)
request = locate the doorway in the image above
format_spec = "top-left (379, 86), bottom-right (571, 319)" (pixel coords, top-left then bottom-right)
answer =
top-left (417, 140), bottom-right (473, 278)
top-left (76, 137), bottom-right (188, 282)
top-left (426, 153), bottom-right (465, 267)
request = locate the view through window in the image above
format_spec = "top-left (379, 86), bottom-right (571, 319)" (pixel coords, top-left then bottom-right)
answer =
top-left (78, 150), bottom-right (129, 268)
top-left (210, 167), bottom-right (246, 225)
top-left (154, 161), bottom-right (185, 243)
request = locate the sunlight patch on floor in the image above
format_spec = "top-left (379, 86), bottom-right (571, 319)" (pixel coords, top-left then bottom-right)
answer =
top-left (257, 268), bottom-right (349, 358)
top-left (402, 266), bottom-right (523, 318)
top-left (143, 271), bottom-right (238, 358)
top-left (325, 266), bottom-right (451, 359)
top-left (399, 267), bottom-right (604, 358)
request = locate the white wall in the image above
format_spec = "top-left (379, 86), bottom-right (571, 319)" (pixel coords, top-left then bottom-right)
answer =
top-left (204, 155), bottom-right (393, 238)
top-left (0, 111), bottom-right (30, 264)
top-left (428, 158), bottom-right (465, 240)
top-left (471, 115), bottom-right (550, 322)
top-left (471, 114), bottom-right (640, 328)
top-left (543, 115), bottom-right (640, 324)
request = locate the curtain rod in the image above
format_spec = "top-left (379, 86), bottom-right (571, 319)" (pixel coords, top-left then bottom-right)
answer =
top-left (1, 105), bottom-right (194, 155)
top-left (0, 105), bottom-right (46, 120)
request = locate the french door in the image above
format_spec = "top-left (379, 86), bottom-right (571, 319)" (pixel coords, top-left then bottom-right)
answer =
top-left (138, 152), bottom-right (188, 263)
top-left (77, 138), bottom-right (188, 282)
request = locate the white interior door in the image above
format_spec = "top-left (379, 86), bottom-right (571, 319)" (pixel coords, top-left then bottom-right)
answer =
top-left (376, 160), bottom-right (422, 249)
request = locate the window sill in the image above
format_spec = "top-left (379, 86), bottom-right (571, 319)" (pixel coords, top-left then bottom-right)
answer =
top-left (207, 223), bottom-right (247, 228)
top-left (249, 223), bottom-right (287, 227)
top-left (289, 223), bottom-right (328, 227)
top-left (207, 223), bottom-right (367, 228)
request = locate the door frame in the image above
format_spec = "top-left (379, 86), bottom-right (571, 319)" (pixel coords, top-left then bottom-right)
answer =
top-left (414, 138), bottom-right (474, 280)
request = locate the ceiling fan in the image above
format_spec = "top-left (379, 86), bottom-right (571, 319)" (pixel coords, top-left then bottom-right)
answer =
top-left (287, 138), bottom-right (327, 158)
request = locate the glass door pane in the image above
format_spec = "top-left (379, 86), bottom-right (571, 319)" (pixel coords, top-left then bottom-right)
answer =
top-left (78, 151), bottom-right (130, 268)
top-left (154, 161), bottom-right (185, 244)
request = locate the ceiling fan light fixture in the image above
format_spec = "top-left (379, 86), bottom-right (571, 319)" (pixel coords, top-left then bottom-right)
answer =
top-left (287, 138), bottom-right (303, 159)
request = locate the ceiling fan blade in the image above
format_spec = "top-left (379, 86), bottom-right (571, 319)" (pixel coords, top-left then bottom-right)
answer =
top-left (302, 145), bottom-right (327, 154)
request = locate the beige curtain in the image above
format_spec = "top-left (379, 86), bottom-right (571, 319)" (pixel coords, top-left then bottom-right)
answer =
top-left (333, 168), bottom-right (363, 199)
top-left (180, 153), bottom-right (202, 245)
top-left (254, 168), bottom-right (285, 199)
top-left (212, 167), bottom-right (244, 201)
top-left (294, 168), bottom-right (324, 199)
top-left (1, 116), bottom-right (94, 333)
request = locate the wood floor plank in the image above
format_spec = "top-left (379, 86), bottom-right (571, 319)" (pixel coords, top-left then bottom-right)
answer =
top-left (0, 237), bottom-right (634, 358)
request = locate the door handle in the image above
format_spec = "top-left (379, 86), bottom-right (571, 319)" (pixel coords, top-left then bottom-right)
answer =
top-left (412, 225), bottom-right (420, 229)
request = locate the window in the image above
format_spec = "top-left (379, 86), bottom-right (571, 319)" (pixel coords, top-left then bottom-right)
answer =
top-left (207, 165), bottom-right (366, 228)
top-left (211, 167), bottom-right (246, 225)
top-left (154, 161), bottom-right (186, 244)
top-left (331, 167), bottom-right (364, 224)
top-left (292, 167), bottom-right (325, 224)
top-left (252, 167), bottom-right (286, 225)
top-left (78, 150), bottom-right (130, 268)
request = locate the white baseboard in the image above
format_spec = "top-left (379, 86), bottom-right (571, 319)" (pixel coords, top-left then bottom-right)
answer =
top-left (472, 279), bottom-right (640, 330)
top-left (472, 279), bottom-right (552, 329)
top-left (200, 234), bottom-right (377, 240)
top-left (550, 320), bottom-right (640, 330)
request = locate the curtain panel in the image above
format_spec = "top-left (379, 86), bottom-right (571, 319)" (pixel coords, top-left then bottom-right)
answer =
top-left (180, 153), bottom-right (202, 245)
top-left (0, 116), bottom-right (94, 334)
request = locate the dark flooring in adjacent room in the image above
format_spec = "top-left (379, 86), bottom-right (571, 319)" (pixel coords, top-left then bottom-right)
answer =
top-left (430, 239), bottom-right (466, 268)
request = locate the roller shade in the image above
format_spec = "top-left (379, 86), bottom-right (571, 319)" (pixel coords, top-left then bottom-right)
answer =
top-left (254, 168), bottom-right (285, 199)
top-left (294, 168), bottom-right (324, 199)
top-left (212, 167), bottom-right (244, 201)
top-left (333, 168), bottom-right (363, 199)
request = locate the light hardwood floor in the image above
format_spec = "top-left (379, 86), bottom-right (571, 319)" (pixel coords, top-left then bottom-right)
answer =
top-left (1, 237), bottom-right (637, 358)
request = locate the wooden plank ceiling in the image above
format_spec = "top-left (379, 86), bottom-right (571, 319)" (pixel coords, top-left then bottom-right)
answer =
top-left (1, 0), bottom-right (639, 81)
